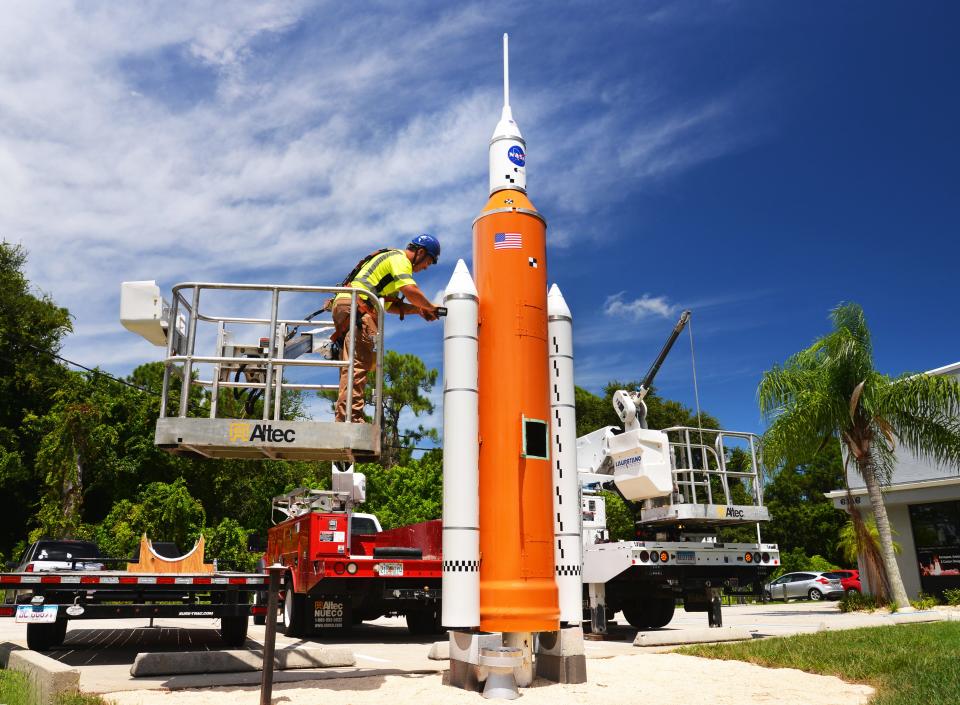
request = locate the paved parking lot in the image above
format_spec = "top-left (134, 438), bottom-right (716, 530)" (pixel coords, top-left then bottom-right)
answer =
top-left (0, 601), bottom-right (952, 694)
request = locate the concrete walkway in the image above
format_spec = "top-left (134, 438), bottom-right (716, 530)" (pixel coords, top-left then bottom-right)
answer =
top-left (0, 602), bottom-right (955, 694)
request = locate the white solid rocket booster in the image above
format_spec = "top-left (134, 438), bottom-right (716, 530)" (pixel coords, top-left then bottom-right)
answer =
top-left (441, 259), bottom-right (480, 628)
top-left (548, 284), bottom-right (583, 624)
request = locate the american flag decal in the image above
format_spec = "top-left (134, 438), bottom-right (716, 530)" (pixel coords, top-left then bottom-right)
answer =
top-left (494, 232), bottom-right (522, 249)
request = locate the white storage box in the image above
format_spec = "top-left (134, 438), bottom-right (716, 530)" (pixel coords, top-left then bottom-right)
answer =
top-left (120, 281), bottom-right (167, 346)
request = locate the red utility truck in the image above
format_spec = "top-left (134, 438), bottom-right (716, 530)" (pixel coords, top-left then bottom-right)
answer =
top-left (261, 485), bottom-right (443, 636)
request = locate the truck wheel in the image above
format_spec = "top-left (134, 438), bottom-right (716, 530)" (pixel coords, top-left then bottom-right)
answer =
top-left (406, 607), bottom-right (442, 635)
top-left (221, 615), bottom-right (249, 647)
top-left (26, 621), bottom-right (63, 651)
top-left (252, 591), bottom-right (267, 626)
top-left (622, 598), bottom-right (675, 630)
top-left (648, 598), bottom-right (675, 629)
top-left (281, 577), bottom-right (306, 637)
top-left (622, 604), bottom-right (647, 630)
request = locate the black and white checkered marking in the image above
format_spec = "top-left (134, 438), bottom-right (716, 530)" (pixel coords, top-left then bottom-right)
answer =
top-left (528, 257), bottom-right (538, 268)
top-left (443, 560), bottom-right (480, 572)
top-left (555, 565), bottom-right (581, 576)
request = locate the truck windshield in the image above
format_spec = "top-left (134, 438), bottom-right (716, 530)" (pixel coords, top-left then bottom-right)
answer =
top-left (351, 518), bottom-right (379, 535)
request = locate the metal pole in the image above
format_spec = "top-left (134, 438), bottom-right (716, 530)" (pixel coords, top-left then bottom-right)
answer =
top-left (749, 434), bottom-right (763, 543)
top-left (159, 293), bottom-right (179, 419)
top-left (262, 289), bottom-right (280, 420)
top-left (373, 298), bottom-right (385, 430)
top-left (344, 291), bottom-right (358, 423)
top-left (179, 286), bottom-right (201, 418)
top-left (273, 324), bottom-right (284, 422)
top-left (259, 564), bottom-right (283, 705)
top-left (211, 320), bottom-right (224, 419)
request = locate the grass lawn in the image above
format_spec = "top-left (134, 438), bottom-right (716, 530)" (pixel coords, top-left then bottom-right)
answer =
top-left (0, 669), bottom-right (106, 705)
top-left (679, 622), bottom-right (960, 705)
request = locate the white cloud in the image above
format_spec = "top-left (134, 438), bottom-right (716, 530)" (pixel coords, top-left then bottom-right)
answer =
top-left (603, 291), bottom-right (676, 321)
top-left (0, 2), bottom-right (757, 380)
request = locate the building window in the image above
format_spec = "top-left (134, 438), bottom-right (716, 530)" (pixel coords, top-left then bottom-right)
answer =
top-left (908, 500), bottom-right (960, 596)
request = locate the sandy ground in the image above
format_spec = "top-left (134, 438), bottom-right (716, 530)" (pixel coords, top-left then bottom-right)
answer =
top-left (103, 652), bottom-right (874, 705)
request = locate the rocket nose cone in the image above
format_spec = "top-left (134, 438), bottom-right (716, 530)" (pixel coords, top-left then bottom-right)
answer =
top-left (547, 284), bottom-right (572, 318)
top-left (444, 258), bottom-right (478, 298)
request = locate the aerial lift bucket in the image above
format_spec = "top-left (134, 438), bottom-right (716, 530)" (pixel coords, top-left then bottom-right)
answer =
top-left (121, 281), bottom-right (383, 462)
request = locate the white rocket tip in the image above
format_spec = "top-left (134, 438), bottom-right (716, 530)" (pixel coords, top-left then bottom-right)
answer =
top-left (503, 33), bottom-right (510, 108)
top-left (547, 284), bottom-right (572, 318)
top-left (445, 258), bottom-right (478, 299)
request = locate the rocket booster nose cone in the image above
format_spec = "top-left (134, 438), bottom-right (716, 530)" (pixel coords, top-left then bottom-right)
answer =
top-left (491, 106), bottom-right (523, 141)
top-left (547, 284), bottom-right (572, 319)
top-left (444, 258), bottom-right (478, 300)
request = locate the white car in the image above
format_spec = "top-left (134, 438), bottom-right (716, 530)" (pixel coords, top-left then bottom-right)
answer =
top-left (12, 540), bottom-right (105, 573)
top-left (764, 571), bottom-right (844, 601)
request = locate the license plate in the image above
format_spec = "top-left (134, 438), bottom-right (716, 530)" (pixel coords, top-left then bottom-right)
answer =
top-left (15, 605), bottom-right (58, 624)
top-left (676, 551), bottom-right (696, 565)
top-left (376, 562), bottom-right (403, 577)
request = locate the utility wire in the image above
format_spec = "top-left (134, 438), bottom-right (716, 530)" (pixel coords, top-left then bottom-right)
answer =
top-left (14, 340), bottom-right (438, 451)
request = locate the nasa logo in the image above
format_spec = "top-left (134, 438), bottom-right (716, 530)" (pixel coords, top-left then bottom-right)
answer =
top-left (507, 145), bottom-right (525, 166)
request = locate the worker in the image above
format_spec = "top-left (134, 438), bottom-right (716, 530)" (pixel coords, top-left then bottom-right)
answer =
top-left (332, 234), bottom-right (442, 423)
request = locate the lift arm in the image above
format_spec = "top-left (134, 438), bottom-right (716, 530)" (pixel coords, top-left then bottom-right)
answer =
top-left (611, 310), bottom-right (691, 430)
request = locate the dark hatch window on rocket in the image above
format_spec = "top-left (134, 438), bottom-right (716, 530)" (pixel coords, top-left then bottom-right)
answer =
top-left (522, 417), bottom-right (549, 460)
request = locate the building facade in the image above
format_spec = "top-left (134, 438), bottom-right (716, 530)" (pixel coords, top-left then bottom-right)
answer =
top-left (825, 362), bottom-right (960, 599)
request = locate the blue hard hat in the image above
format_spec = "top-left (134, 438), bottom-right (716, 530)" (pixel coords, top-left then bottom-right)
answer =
top-left (409, 233), bottom-right (441, 264)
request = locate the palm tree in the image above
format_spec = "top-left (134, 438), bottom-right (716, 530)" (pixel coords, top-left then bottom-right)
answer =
top-left (758, 303), bottom-right (960, 610)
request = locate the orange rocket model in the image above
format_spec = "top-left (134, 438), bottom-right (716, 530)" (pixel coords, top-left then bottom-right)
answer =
top-left (475, 35), bottom-right (559, 633)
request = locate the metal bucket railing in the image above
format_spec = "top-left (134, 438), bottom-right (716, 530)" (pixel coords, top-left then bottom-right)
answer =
top-left (662, 427), bottom-right (765, 508)
top-left (158, 282), bottom-right (384, 429)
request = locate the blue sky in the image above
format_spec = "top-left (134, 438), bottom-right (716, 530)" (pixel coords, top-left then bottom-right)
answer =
top-left (2, 2), bottom-right (957, 437)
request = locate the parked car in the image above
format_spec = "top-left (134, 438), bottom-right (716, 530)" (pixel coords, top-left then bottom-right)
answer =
top-left (4, 539), bottom-right (105, 605)
top-left (9, 540), bottom-right (104, 573)
top-left (763, 571), bottom-right (845, 601)
top-left (823, 569), bottom-right (861, 593)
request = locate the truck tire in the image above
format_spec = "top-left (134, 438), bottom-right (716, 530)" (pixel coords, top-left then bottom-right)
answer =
top-left (251, 558), bottom-right (268, 625)
top-left (221, 615), bottom-right (249, 647)
top-left (406, 607), bottom-right (443, 636)
top-left (281, 577), bottom-right (306, 637)
top-left (622, 597), bottom-right (675, 630)
top-left (252, 591), bottom-right (267, 626)
top-left (26, 620), bottom-right (65, 651)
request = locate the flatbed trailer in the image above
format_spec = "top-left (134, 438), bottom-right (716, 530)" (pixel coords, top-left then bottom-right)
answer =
top-left (0, 570), bottom-right (268, 650)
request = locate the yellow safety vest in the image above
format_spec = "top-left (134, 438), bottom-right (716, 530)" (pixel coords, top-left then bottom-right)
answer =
top-left (334, 249), bottom-right (415, 309)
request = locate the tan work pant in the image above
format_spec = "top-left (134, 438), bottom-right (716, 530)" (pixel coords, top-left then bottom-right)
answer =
top-left (332, 299), bottom-right (378, 423)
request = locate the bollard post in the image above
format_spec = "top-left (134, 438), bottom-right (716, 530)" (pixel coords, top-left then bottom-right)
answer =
top-left (259, 563), bottom-right (284, 705)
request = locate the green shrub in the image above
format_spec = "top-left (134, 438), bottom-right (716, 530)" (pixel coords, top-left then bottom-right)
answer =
top-left (769, 547), bottom-right (841, 581)
top-left (911, 592), bottom-right (939, 611)
top-left (942, 588), bottom-right (960, 606)
top-left (203, 518), bottom-right (256, 572)
top-left (839, 590), bottom-right (887, 612)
